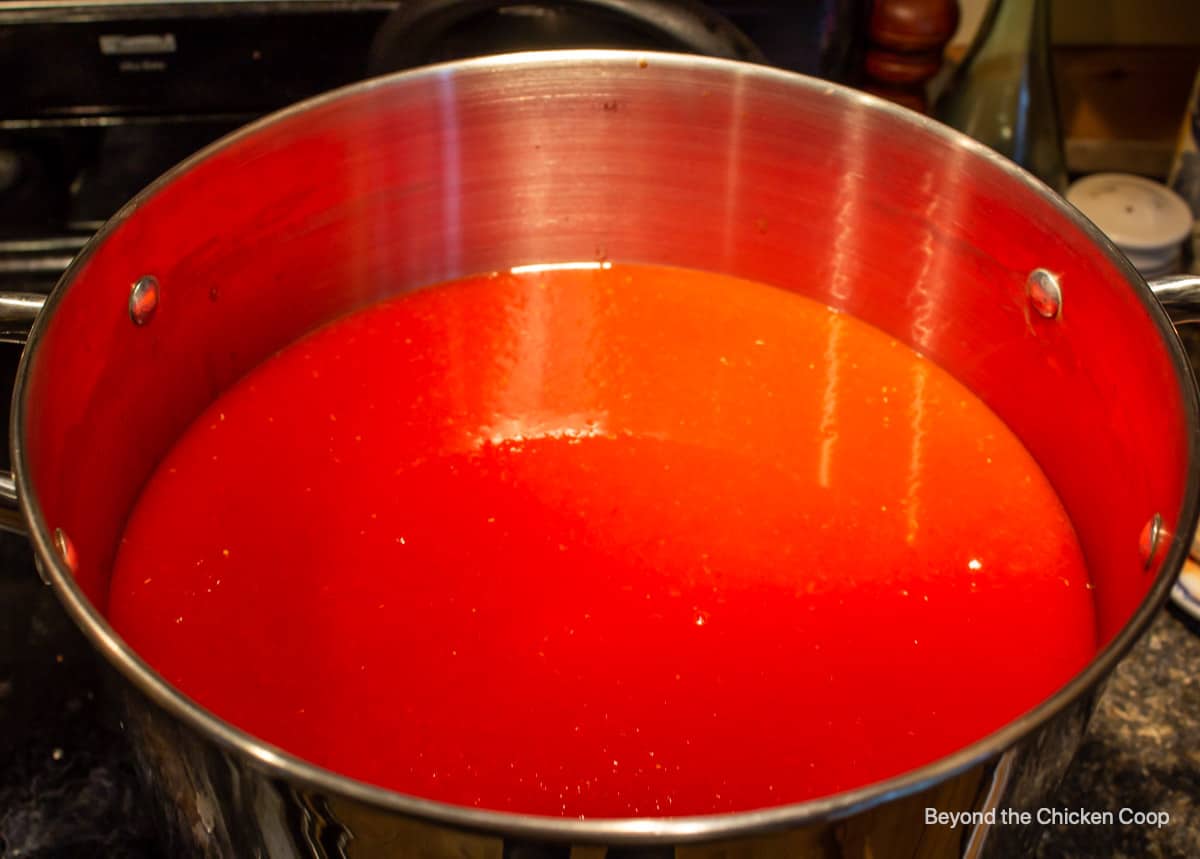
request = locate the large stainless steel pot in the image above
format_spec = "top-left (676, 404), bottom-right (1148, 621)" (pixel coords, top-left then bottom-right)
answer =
top-left (3, 51), bottom-right (1199, 858)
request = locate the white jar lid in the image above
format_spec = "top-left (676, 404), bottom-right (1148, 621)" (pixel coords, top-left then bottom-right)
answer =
top-left (1066, 173), bottom-right (1193, 254)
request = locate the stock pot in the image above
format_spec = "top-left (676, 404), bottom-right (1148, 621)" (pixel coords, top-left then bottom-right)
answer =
top-left (2, 51), bottom-right (1199, 858)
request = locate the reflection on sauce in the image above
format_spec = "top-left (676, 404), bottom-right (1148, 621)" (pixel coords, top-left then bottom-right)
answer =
top-left (108, 263), bottom-right (1096, 818)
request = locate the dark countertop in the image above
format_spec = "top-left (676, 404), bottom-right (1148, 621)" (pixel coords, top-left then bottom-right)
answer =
top-left (2, 526), bottom-right (1199, 858)
top-left (1036, 607), bottom-right (1200, 859)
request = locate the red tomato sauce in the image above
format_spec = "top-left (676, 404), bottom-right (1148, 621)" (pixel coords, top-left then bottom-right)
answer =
top-left (108, 263), bottom-right (1096, 817)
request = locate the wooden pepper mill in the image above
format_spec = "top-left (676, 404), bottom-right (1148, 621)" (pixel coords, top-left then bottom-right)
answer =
top-left (862, 0), bottom-right (961, 113)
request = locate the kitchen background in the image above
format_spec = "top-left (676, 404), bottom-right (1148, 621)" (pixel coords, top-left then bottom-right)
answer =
top-left (957, 0), bottom-right (1199, 181)
top-left (2, 1), bottom-right (1200, 857)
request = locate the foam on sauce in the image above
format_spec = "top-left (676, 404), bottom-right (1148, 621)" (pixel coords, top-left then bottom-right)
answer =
top-left (108, 263), bottom-right (1096, 817)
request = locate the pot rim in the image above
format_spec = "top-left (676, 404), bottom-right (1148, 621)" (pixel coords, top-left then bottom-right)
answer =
top-left (13, 49), bottom-right (1200, 844)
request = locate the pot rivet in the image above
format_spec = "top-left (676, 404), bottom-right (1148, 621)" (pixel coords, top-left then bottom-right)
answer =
top-left (129, 276), bottom-right (159, 326)
top-left (1139, 513), bottom-right (1166, 571)
top-left (1026, 269), bottom-right (1062, 319)
top-left (53, 527), bottom-right (78, 575)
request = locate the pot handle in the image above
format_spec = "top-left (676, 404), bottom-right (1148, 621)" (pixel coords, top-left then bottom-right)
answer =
top-left (1150, 274), bottom-right (1200, 324)
top-left (0, 291), bottom-right (48, 533)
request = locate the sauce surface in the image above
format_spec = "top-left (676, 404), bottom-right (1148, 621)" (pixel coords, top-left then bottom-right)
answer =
top-left (108, 263), bottom-right (1096, 817)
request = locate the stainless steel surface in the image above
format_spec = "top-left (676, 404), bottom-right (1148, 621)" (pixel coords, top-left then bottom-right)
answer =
top-left (0, 237), bottom-right (90, 254)
top-left (0, 290), bottom-right (43, 532)
top-left (7, 51), bottom-right (1200, 857)
top-left (128, 275), bottom-right (159, 326)
top-left (0, 114), bottom-right (249, 131)
top-left (0, 255), bottom-right (75, 274)
top-left (0, 471), bottom-right (22, 533)
top-left (1025, 268), bottom-right (1062, 319)
top-left (960, 751), bottom-right (1014, 858)
top-left (0, 239), bottom-right (86, 292)
top-left (0, 291), bottom-right (46, 343)
top-left (1150, 275), bottom-right (1200, 325)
